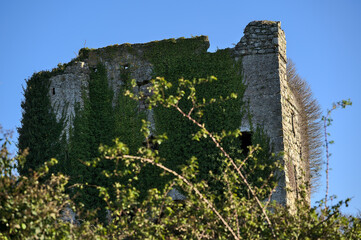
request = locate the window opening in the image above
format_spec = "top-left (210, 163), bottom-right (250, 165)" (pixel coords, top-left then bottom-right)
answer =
top-left (52, 88), bottom-right (55, 95)
top-left (143, 135), bottom-right (159, 151)
top-left (240, 131), bottom-right (252, 155)
top-left (291, 112), bottom-right (296, 137)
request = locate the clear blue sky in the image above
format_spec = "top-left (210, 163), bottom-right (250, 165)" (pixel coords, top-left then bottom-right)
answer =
top-left (0, 0), bottom-right (360, 214)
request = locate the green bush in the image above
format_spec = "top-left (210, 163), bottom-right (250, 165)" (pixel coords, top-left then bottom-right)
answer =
top-left (1, 77), bottom-right (360, 239)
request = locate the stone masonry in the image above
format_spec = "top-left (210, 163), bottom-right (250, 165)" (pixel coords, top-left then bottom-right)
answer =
top-left (48, 20), bottom-right (307, 207)
top-left (234, 21), bottom-right (305, 207)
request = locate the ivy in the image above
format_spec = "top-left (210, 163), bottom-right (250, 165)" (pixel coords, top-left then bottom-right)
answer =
top-left (120, 36), bottom-right (277, 199)
top-left (18, 36), bottom-right (278, 220)
top-left (115, 66), bottom-right (145, 154)
top-left (17, 71), bottom-right (64, 176)
top-left (67, 63), bottom-right (145, 222)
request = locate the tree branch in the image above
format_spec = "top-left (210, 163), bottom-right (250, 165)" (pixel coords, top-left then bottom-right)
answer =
top-left (122, 154), bottom-right (240, 240)
top-left (173, 104), bottom-right (275, 237)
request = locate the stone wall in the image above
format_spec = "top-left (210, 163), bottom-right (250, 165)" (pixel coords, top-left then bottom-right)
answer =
top-left (49, 44), bottom-right (154, 134)
top-left (234, 21), bottom-right (306, 207)
top-left (49, 62), bottom-right (89, 135)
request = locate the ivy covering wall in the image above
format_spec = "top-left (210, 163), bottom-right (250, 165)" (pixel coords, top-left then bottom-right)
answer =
top-left (66, 64), bottom-right (145, 221)
top-left (17, 71), bottom-right (64, 176)
top-left (137, 37), bottom-right (277, 197)
top-left (18, 36), bottom-right (277, 220)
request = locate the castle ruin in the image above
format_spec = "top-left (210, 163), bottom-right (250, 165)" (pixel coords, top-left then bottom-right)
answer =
top-left (26, 21), bottom-right (310, 208)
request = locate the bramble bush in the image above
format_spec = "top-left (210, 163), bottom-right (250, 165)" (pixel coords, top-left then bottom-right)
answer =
top-left (1, 77), bottom-right (360, 239)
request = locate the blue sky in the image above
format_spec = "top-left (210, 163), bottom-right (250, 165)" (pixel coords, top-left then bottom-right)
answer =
top-left (0, 0), bottom-right (360, 214)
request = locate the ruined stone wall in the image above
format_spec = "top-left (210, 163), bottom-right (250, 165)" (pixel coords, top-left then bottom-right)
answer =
top-left (49, 44), bottom-right (154, 134)
top-left (48, 20), bottom-right (307, 206)
top-left (49, 62), bottom-right (89, 134)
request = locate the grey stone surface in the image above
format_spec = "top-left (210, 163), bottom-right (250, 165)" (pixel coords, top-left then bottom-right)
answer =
top-left (234, 20), bottom-right (307, 208)
top-left (49, 61), bottom-right (90, 136)
top-left (49, 45), bottom-right (154, 134)
top-left (60, 206), bottom-right (79, 225)
top-left (168, 188), bottom-right (186, 201)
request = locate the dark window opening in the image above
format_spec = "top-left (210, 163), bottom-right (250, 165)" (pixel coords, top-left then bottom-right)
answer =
top-left (136, 79), bottom-right (151, 87)
top-left (291, 113), bottom-right (296, 137)
top-left (143, 135), bottom-right (159, 151)
top-left (52, 88), bottom-right (55, 95)
top-left (240, 131), bottom-right (252, 155)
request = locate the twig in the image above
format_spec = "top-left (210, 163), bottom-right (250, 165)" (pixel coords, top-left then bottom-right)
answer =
top-left (323, 111), bottom-right (331, 208)
top-left (322, 99), bottom-right (351, 209)
top-left (237, 147), bottom-right (257, 171)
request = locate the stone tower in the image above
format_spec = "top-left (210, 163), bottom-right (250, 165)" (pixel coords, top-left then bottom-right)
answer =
top-left (45, 20), bottom-right (307, 207)
top-left (234, 21), bottom-right (306, 206)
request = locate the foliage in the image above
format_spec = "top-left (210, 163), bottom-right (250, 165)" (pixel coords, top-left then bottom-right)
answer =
top-left (2, 75), bottom-right (361, 238)
top-left (66, 63), bottom-right (116, 222)
top-left (66, 36), bottom-right (262, 204)
top-left (17, 36), bottom-right (265, 219)
top-left (0, 125), bottom-right (119, 239)
top-left (11, 37), bottom-right (360, 238)
top-left (137, 37), bottom-right (260, 196)
top-left (1, 126), bottom-right (73, 239)
top-left (17, 71), bottom-right (65, 176)
top-left (92, 77), bottom-right (360, 239)
top-left (66, 63), bottom-right (145, 222)
top-left (115, 64), bottom-right (146, 154)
